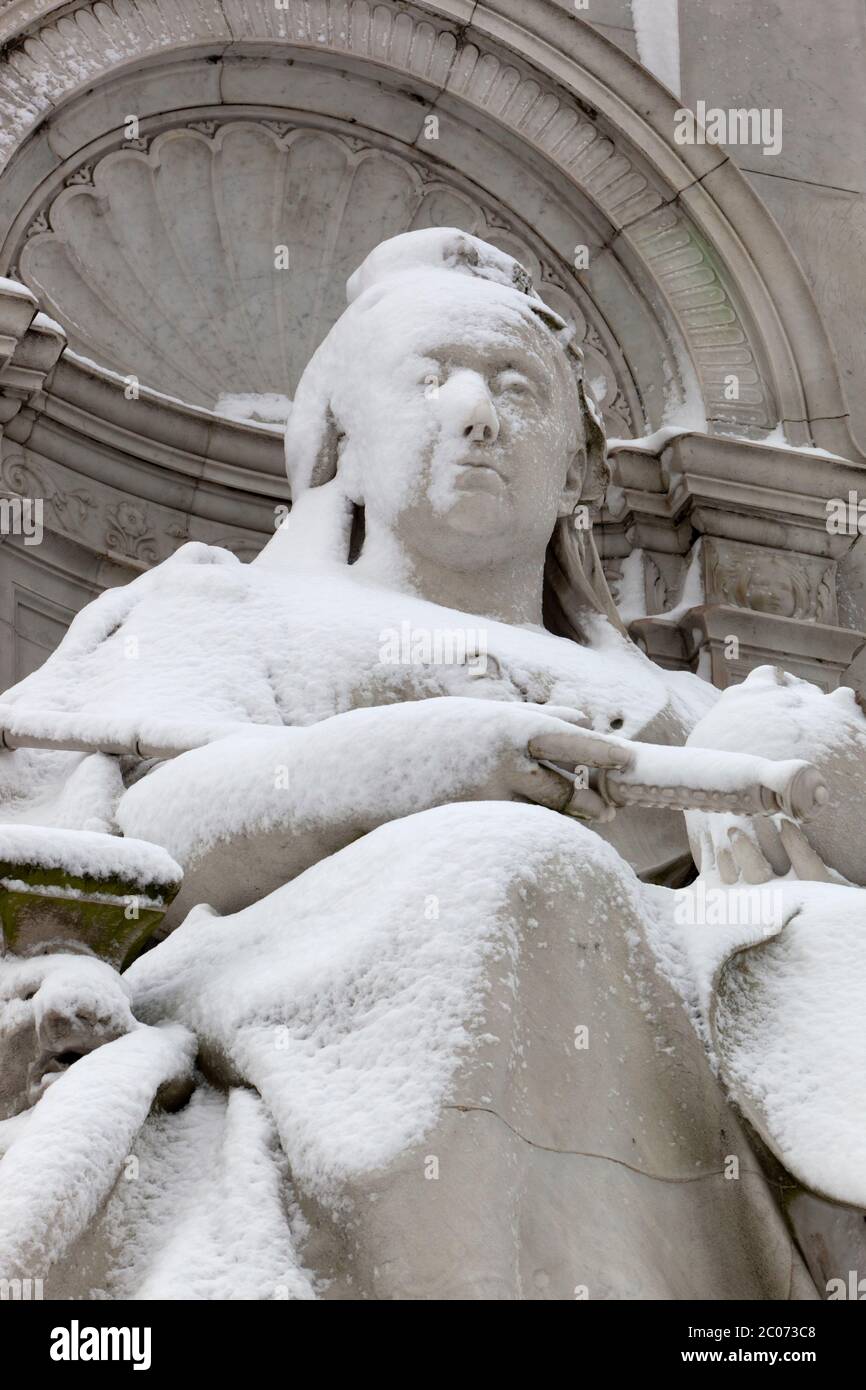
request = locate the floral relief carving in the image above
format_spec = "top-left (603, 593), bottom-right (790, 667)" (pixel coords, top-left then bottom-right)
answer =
top-left (0, 454), bottom-right (93, 530)
top-left (104, 502), bottom-right (159, 565)
top-left (64, 165), bottom-right (94, 187)
top-left (24, 211), bottom-right (49, 240)
top-left (0, 448), bottom-right (274, 569)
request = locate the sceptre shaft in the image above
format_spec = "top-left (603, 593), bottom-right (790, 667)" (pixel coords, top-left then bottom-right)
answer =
top-left (0, 705), bottom-right (829, 822)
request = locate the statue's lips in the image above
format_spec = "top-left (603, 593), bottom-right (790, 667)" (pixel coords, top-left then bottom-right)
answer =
top-left (452, 461), bottom-right (506, 492)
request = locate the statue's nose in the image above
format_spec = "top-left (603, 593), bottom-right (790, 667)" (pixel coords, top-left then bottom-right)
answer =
top-left (464, 408), bottom-right (498, 443)
top-left (441, 370), bottom-right (500, 444)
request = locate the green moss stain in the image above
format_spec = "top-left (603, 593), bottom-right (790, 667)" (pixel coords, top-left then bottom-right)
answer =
top-left (0, 858), bottom-right (181, 969)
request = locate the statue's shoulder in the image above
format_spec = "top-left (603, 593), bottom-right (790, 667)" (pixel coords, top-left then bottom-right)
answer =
top-left (1, 543), bottom-right (261, 705)
top-left (153, 541), bottom-right (244, 577)
top-left (108, 542), bottom-right (248, 611)
top-left (69, 540), bottom-right (248, 638)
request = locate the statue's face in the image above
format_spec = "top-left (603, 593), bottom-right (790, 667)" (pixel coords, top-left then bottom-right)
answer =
top-left (335, 288), bottom-right (584, 571)
top-left (0, 953), bottom-right (134, 1119)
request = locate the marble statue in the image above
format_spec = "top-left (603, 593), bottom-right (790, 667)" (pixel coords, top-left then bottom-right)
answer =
top-left (0, 229), bottom-right (864, 1300)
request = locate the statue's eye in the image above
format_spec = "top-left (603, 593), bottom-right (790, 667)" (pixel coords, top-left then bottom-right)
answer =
top-left (493, 371), bottom-right (533, 397)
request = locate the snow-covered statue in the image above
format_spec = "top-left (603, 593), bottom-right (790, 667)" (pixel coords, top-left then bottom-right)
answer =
top-left (0, 228), bottom-right (864, 1300)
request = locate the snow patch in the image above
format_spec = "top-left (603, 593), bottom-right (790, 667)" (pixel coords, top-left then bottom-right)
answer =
top-left (632, 0), bottom-right (682, 97)
top-left (215, 392), bottom-right (293, 425)
top-left (0, 276), bottom-right (36, 302)
top-left (0, 824), bottom-right (180, 888)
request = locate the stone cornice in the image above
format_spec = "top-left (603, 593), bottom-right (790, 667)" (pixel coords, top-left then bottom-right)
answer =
top-left (0, 277), bottom-right (286, 569)
top-left (41, 355), bottom-right (286, 497)
top-left (0, 280), bottom-right (65, 428)
top-left (0, 276), bottom-right (37, 376)
top-left (630, 606), bottom-right (866, 689)
top-left (608, 433), bottom-right (866, 561)
top-left (604, 433), bottom-right (866, 687)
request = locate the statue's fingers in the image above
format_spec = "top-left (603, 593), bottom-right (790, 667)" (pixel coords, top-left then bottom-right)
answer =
top-left (528, 729), bottom-right (632, 771)
top-left (778, 819), bottom-right (832, 882)
top-left (512, 760), bottom-right (575, 813)
top-left (716, 845), bottom-right (739, 885)
top-left (563, 787), bottom-right (616, 823)
top-left (695, 827), bottom-right (715, 875)
top-left (513, 764), bottom-right (614, 822)
top-left (727, 826), bottom-right (773, 884)
top-left (753, 815), bottom-right (791, 877)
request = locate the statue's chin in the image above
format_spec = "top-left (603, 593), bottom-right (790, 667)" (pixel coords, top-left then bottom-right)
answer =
top-left (439, 492), bottom-right (507, 537)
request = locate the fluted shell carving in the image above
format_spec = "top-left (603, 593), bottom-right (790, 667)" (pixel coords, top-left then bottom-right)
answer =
top-left (18, 122), bottom-right (626, 424)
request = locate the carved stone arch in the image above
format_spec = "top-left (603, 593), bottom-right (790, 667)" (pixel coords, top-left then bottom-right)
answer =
top-left (0, 0), bottom-right (857, 456)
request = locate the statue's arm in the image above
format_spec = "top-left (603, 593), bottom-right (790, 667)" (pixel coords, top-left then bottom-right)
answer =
top-left (115, 698), bottom-right (624, 913)
top-left (115, 696), bottom-right (826, 922)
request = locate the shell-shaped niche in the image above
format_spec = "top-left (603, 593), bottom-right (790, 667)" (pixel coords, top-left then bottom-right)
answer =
top-left (19, 122), bottom-right (632, 430)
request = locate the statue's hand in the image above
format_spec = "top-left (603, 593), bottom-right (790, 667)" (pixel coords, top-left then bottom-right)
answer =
top-left (0, 953), bottom-right (136, 1120)
top-left (449, 701), bottom-right (634, 820)
top-left (347, 698), bottom-right (634, 819)
top-left (689, 809), bottom-right (833, 885)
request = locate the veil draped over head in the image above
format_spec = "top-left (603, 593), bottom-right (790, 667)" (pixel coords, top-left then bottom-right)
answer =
top-left (282, 227), bottom-right (628, 644)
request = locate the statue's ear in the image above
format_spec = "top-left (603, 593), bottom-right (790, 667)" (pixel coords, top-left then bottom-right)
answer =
top-left (286, 389), bottom-right (353, 497)
top-left (308, 404), bottom-right (344, 489)
top-left (576, 377), bottom-right (610, 507)
top-left (558, 378), bottom-right (609, 515)
top-left (559, 446), bottom-right (586, 515)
